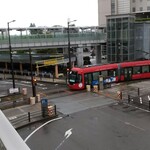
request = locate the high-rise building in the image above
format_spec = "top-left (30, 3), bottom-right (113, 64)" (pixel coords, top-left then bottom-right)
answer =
top-left (98, 0), bottom-right (150, 27)
top-left (131, 0), bottom-right (150, 13)
top-left (98, 0), bottom-right (111, 27)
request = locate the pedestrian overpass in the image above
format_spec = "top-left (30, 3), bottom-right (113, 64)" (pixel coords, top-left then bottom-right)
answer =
top-left (0, 26), bottom-right (106, 50)
top-left (0, 26), bottom-right (106, 77)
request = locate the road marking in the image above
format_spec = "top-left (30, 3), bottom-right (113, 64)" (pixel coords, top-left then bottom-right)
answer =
top-left (55, 128), bottom-right (73, 150)
top-left (8, 116), bottom-right (17, 120)
top-left (65, 128), bottom-right (73, 139)
top-left (124, 103), bottom-right (150, 113)
top-left (24, 117), bottom-right (63, 143)
top-left (124, 121), bottom-right (145, 131)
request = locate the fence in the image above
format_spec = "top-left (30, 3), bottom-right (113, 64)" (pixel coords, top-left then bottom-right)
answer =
top-left (121, 87), bottom-right (138, 99)
top-left (127, 94), bottom-right (150, 110)
top-left (8, 105), bottom-right (57, 129)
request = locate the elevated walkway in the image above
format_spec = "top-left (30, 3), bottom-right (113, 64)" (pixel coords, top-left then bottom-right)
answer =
top-left (0, 26), bottom-right (106, 50)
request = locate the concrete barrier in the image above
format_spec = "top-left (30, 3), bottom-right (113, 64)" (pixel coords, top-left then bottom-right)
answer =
top-left (30, 97), bottom-right (35, 105)
top-left (86, 85), bottom-right (91, 92)
top-left (93, 85), bottom-right (98, 93)
top-left (36, 94), bottom-right (40, 102)
top-left (22, 88), bottom-right (27, 95)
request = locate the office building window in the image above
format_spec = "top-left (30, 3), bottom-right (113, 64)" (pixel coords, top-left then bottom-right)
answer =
top-left (111, 0), bottom-right (115, 14)
top-left (132, 0), bottom-right (135, 2)
top-left (140, 7), bottom-right (143, 11)
top-left (132, 7), bottom-right (136, 12)
top-left (147, 6), bottom-right (150, 10)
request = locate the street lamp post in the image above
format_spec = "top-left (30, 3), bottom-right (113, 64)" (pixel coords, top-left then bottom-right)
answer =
top-left (8, 20), bottom-right (16, 89)
top-left (29, 48), bottom-right (36, 97)
top-left (67, 19), bottom-right (76, 72)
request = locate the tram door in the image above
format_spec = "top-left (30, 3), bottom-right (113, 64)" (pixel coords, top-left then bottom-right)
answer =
top-left (124, 67), bottom-right (132, 81)
top-left (84, 73), bottom-right (92, 86)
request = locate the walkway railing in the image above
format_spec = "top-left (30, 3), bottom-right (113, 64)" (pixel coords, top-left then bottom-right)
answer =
top-left (0, 32), bottom-right (106, 49)
top-left (8, 105), bottom-right (57, 129)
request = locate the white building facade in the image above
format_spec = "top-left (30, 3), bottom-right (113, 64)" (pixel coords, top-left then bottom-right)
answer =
top-left (98, 0), bottom-right (150, 27)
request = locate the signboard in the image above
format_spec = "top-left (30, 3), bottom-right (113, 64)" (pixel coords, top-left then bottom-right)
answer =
top-left (103, 77), bottom-right (116, 84)
top-left (41, 98), bottom-right (48, 107)
top-left (9, 88), bottom-right (19, 94)
top-left (44, 59), bottom-right (57, 65)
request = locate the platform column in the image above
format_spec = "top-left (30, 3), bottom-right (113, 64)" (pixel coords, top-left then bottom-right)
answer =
top-left (76, 44), bottom-right (83, 67)
top-left (19, 63), bottom-right (23, 75)
top-left (96, 45), bottom-right (101, 64)
top-left (55, 64), bottom-right (58, 78)
top-left (36, 65), bottom-right (39, 76)
top-left (5, 62), bottom-right (8, 70)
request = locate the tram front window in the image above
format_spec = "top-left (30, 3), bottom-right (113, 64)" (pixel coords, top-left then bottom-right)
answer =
top-left (69, 71), bottom-right (82, 83)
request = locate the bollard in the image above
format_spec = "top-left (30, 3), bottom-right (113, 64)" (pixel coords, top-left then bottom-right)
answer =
top-left (117, 91), bottom-right (122, 100)
top-left (28, 112), bottom-right (31, 122)
top-left (148, 95), bottom-right (150, 111)
top-left (120, 91), bottom-right (122, 100)
top-left (138, 88), bottom-right (140, 96)
top-left (54, 105), bottom-right (57, 116)
top-left (93, 85), bottom-right (98, 93)
top-left (139, 97), bottom-right (143, 104)
top-left (128, 95), bottom-right (130, 103)
top-left (86, 85), bottom-right (91, 92)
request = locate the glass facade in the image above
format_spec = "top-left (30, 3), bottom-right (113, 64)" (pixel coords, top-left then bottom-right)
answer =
top-left (106, 14), bottom-right (135, 63)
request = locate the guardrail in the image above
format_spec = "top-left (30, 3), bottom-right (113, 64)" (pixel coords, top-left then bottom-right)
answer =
top-left (8, 105), bottom-right (57, 129)
top-left (127, 94), bottom-right (150, 110)
top-left (0, 32), bottom-right (106, 49)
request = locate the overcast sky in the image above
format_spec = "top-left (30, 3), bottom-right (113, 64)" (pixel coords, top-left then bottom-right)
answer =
top-left (1, 0), bottom-right (98, 28)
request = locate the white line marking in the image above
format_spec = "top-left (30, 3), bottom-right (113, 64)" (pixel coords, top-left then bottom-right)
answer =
top-left (65, 128), bottom-right (73, 139)
top-left (124, 103), bottom-right (150, 113)
top-left (24, 117), bottom-right (62, 143)
top-left (8, 116), bottom-right (17, 120)
top-left (124, 121), bottom-right (145, 131)
top-left (55, 128), bottom-right (73, 150)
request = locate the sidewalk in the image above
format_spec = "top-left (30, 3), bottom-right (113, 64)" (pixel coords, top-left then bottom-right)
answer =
top-left (3, 102), bottom-right (42, 129)
top-left (0, 75), bottom-right (66, 129)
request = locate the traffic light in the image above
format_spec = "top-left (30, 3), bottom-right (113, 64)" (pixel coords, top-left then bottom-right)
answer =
top-left (33, 77), bottom-right (37, 85)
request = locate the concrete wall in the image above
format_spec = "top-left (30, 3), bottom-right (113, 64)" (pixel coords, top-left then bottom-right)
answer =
top-left (98, 0), bottom-right (111, 27)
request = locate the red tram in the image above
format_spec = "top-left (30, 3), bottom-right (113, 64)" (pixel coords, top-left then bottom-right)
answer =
top-left (68, 60), bottom-right (150, 90)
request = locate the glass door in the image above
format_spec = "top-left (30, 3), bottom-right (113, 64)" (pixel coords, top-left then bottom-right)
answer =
top-left (124, 67), bottom-right (132, 81)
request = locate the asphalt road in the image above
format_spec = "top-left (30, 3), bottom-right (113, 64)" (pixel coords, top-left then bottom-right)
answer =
top-left (0, 79), bottom-right (67, 97)
top-left (17, 91), bottom-right (150, 150)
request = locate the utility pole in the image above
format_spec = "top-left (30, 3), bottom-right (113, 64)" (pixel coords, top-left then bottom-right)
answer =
top-left (29, 48), bottom-right (36, 97)
top-left (8, 20), bottom-right (16, 88)
top-left (67, 19), bottom-right (77, 72)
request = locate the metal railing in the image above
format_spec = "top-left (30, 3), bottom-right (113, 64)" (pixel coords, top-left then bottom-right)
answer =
top-left (0, 32), bottom-right (106, 49)
top-left (127, 93), bottom-right (150, 110)
top-left (8, 105), bottom-right (57, 129)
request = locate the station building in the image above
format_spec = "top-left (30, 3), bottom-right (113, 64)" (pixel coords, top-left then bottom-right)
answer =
top-left (98, 0), bottom-right (150, 63)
